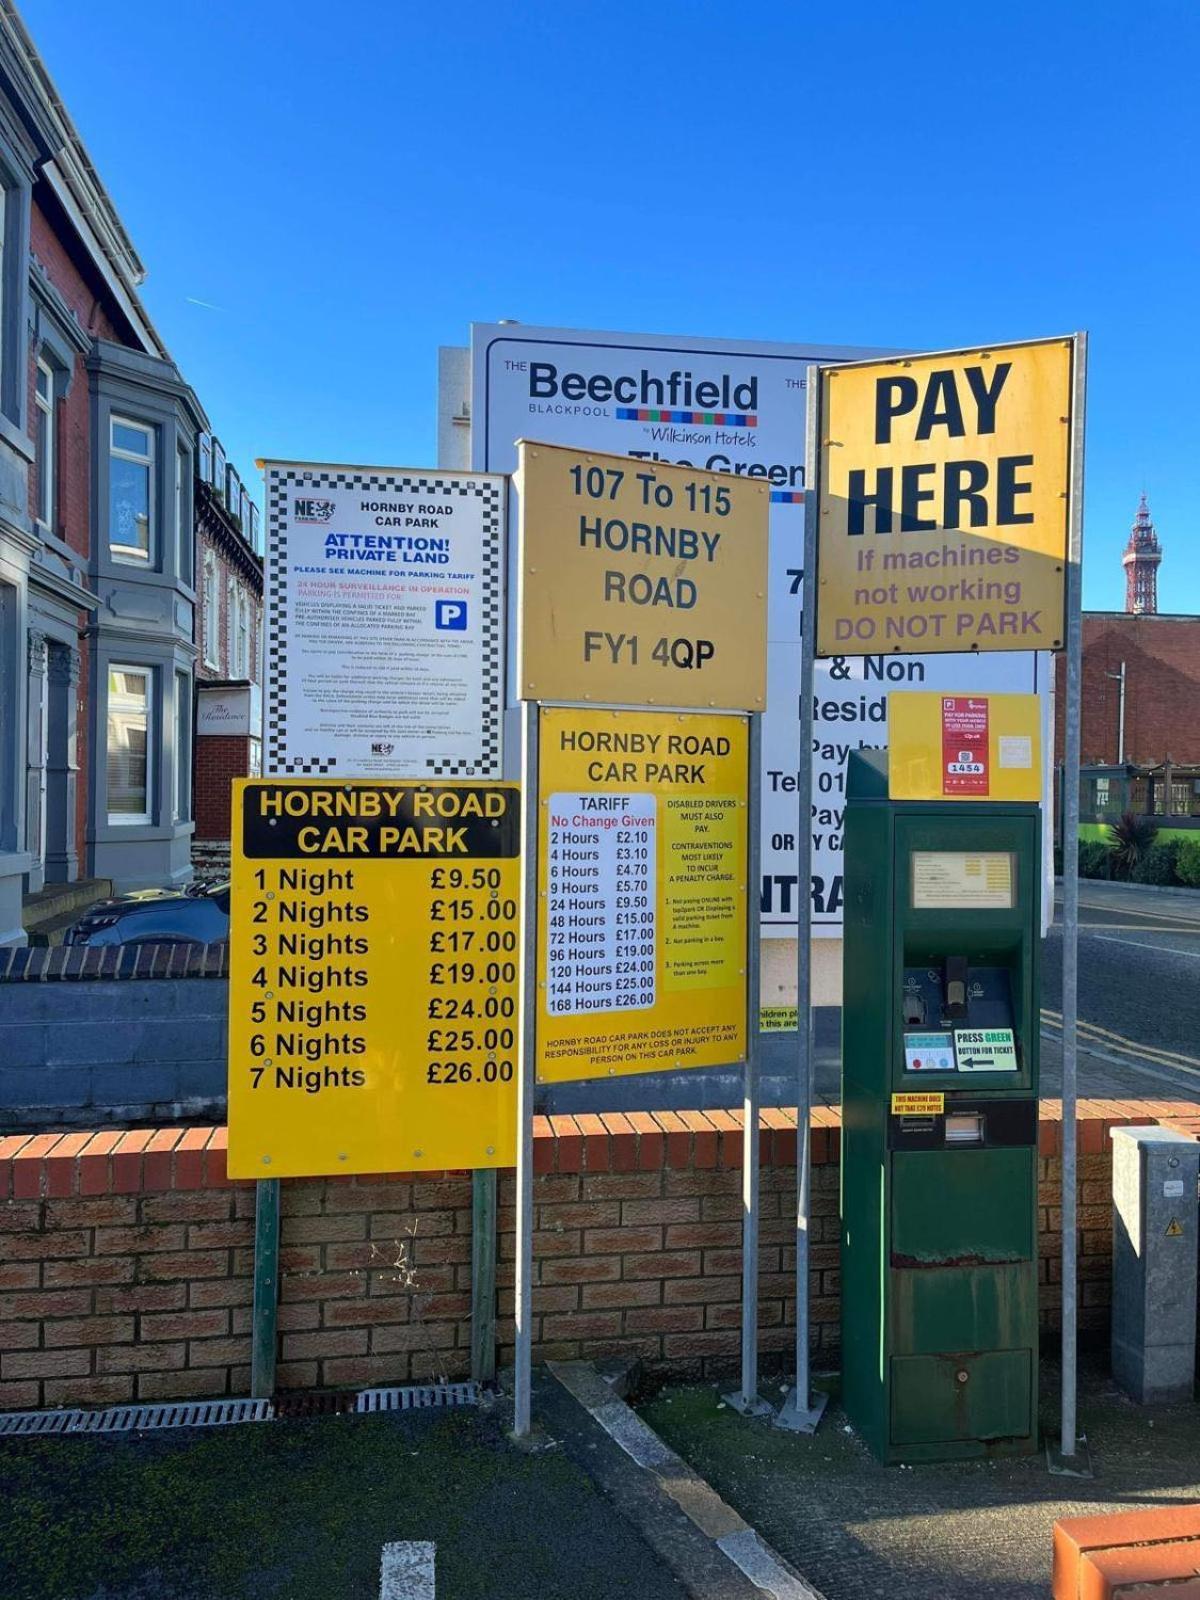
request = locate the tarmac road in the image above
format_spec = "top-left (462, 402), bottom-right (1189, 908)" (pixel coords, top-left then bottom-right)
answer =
top-left (540, 880), bottom-right (1200, 1111)
top-left (1041, 881), bottom-right (1200, 1100)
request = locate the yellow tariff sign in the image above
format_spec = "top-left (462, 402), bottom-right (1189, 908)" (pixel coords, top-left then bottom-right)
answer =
top-left (536, 708), bottom-right (748, 1083)
top-left (516, 441), bottom-right (768, 710)
top-left (816, 338), bottom-right (1074, 657)
top-left (228, 779), bottom-right (519, 1180)
top-left (888, 690), bottom-right (1043, 802)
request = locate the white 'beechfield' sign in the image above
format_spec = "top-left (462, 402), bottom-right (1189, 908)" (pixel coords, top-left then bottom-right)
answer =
top-left (262, 461), bottom-right (506, 778)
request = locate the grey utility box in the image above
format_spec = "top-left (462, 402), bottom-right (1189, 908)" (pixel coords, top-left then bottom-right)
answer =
top-left (1111, 1126), bottom-right (1200, 1404)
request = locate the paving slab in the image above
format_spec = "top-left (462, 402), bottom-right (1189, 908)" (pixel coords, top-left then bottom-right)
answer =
top-left (640, 1356), bottom-right (1200, 1600)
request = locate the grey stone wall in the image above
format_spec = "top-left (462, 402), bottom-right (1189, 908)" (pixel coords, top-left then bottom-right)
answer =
top-left (0, 978), bottom-right (226, 1126)
top-left (0, 951), bottom-right (842, 1128)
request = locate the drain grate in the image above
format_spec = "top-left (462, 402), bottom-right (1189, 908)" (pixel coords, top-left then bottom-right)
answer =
top-left (0, 1398), bottom-right (272, 1437)
top-left (0, 1409), bottom-right (78, 1437)
top-left (356, 1382), bottom-right (479, 1413)
top-left (0, 1381), bottom-right (479, 1438)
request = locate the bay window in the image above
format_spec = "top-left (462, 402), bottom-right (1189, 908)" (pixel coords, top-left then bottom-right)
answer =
top-left (107, 665), bottom-right (153, 823)
top-left (109, 417), bottom-right (154, 564)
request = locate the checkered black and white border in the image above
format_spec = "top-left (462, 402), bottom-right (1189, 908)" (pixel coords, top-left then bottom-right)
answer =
top-left (264, 468), bottom-right (505, 778)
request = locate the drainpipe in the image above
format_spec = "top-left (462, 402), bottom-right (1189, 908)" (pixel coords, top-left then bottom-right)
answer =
top-left (1105, 661), bottom-right (1126, 766)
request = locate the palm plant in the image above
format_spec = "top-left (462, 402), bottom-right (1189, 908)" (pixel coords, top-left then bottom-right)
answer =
top-left (1106, 811), bottom-right (1157, 879)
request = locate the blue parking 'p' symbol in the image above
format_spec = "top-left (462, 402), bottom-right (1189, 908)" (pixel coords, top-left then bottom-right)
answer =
top-left (435, 601), bottom-right (468, 631)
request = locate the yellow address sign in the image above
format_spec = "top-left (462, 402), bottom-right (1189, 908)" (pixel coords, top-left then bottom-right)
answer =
top-left (227, 779), bottom-right (519, 1180)
top-left (516, 441), bottom-right (768, 710)
top-left (816, 338), bottom-right (1075, 657)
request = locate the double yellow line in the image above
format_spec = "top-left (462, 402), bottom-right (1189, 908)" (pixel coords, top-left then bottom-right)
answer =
top-left (1040, 1007), bottom-right (1200, 1081)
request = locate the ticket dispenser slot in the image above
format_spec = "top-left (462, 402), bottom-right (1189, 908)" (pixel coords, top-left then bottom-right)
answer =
top-left (943, 955), bottom-right (968, 1019)
top-left (841, 748), bottom-right (1039, 1464)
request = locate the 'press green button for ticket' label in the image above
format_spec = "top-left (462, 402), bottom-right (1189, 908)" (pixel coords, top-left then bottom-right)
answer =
top-left (954, 1027), bottom-right (1018, 1072)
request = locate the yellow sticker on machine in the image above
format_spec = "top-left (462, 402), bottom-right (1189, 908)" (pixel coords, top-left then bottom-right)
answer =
top-left (891, 1091), bottom-right (945, 1116)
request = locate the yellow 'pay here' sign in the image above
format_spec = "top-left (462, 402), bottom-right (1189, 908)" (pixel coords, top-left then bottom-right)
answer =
top-left (516, 441), bottom-right (768, 710)
top-left (816, 338), bottom-right (1075, 657)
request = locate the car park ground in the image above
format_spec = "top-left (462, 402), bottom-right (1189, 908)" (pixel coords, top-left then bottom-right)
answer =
top-left (0, 1399), bottom-right (690, 1600)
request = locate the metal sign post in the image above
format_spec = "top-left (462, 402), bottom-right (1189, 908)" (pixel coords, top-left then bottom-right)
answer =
top-left (725, 716), bottom-right (771, 1417)
top-left (777, 373), bottom-right (827, 1433)
top-left (250, 1174), bottom-right (279, 1399)
top-left (511, 445), bottom-right (769, 1436)
top-left (512, 700), bottom-right (540, 1439)
top-left (1052, 331), bottom-right (1089, 1472)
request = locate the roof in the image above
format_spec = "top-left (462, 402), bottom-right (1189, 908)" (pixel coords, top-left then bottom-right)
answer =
top-left (1085, 611), bottom-right (1200, 624)
top-left (0, 0), bottom-right (167, 357)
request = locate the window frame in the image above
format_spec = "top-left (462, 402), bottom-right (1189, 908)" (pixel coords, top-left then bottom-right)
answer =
top-left (0, 184), bottom-right (7, 390)
top-left (106, 662), bottom-right (154, 826)
top-left (34, 355), bottom-right (54, 531)
top-left (229, 582), bottom-right (250, 677)
top-left (176, 442), bottom-right (192, 582)
top-left (203, 552), bottom-right (221, 668)
top-left (108, 415), bottom-right (156, 567)
top-left (173, 669), bottom-right (191, 823)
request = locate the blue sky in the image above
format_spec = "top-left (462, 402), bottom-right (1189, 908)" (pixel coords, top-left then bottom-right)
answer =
top-left (21, 0), bottom-right (1198, 612)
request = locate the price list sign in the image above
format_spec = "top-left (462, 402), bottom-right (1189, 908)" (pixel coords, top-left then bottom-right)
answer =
top-left (546, 792), bottom-right (657, 1015)
top-left (537, 708), bottom-right (749, 1083)
top-left (227, 779), bottom-right (520, 1179)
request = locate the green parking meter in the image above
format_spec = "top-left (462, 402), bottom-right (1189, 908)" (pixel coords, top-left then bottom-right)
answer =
top-left (841, 748), bottom-right (1040, 1462)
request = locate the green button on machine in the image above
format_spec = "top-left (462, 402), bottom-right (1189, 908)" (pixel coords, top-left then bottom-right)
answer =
top-left (841, 748), bottom-right (1040, 1462)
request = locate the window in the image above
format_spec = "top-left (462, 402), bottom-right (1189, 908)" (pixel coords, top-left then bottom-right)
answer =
top-left (203, 554), bottom-right (220, 667)
top-left (0, 185), bottom-right (6, 375)
top-left (109, 418), bottom-right (155, 564)
top-left (174, 671), bottom-right (190, 822)
top-left (107, 665), bottom-right (153, 823)
top-left (0, 578), bottom-right (15, 851)
top-left (176, 445), bottom-right (192, 579)
top-left (34, 358), bottom-right (54, 529)
top-left (230, 583), bottom-right (250, 677)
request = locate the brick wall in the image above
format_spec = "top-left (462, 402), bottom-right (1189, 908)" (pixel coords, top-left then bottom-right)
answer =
top-left (194, 733), bottom-right (252, 841)
top-left (30, 195), bottom-right (122, 872)
top-left (1055, 612), bottom-right (1200, 767)
top-left (1, 1102), bottom-right (1194, 1410)
top-left (195, 526), bottom-right (261, 685)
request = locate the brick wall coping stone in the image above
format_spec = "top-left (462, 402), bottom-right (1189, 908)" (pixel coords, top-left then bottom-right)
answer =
top-left (2, 1101), bottom-right (1194, 1201)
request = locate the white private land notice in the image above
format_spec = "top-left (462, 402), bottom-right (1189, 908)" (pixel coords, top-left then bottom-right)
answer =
top-left (263, 464), bottom-right (505, 778)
